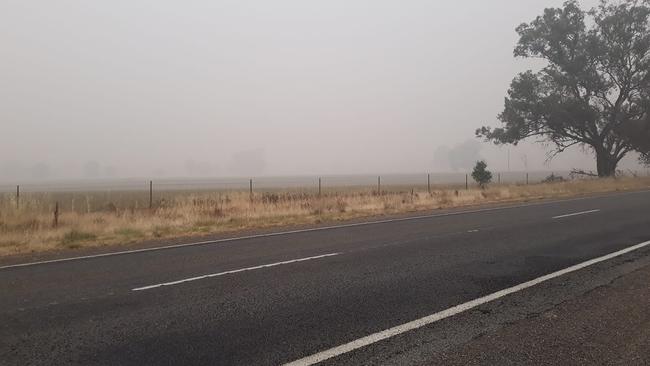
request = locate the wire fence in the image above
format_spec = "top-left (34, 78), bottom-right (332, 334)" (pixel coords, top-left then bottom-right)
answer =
top-left (0, 170), bottom-right (637, 215)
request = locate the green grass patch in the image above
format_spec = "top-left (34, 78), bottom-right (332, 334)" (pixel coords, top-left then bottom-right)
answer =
top-left (61, 230), bottom-right (97, 247)
top-left (192, 220), bottom-right (217, 232)
top-left (114, 227), bottom-right (145, 239)
top-left (193, 226), bottom-right (212, 233)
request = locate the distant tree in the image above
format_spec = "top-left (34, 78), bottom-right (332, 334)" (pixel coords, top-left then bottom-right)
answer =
top-left (477, 0), bottom-right (650, 177)
top-left (472, 160), bottom-right (493, 188)
top-left (448, 140), bottom-right (482, 172)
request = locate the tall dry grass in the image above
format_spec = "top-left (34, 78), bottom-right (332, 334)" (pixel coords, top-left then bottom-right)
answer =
top-left (1, 177), bottom-right (649, 256)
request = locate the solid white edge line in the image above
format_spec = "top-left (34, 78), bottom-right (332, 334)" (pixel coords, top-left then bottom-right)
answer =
top-left (132, 252), bottom-right (341, 291)
top-left (283, 240), bottom-right (650, 366)
top-left (552, 209), bottom-right (601, 219)
top-left (2, 189), bottom-right (649, 270)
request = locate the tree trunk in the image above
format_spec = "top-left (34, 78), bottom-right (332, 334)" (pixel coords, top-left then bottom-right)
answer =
top-left (595, 148), bottom-right (618, 177)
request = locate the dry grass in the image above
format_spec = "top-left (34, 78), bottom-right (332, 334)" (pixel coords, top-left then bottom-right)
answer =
top-left (1, 177), bottom-right (649, 257)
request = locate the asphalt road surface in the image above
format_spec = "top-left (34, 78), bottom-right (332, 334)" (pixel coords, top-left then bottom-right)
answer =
top-left (2, 190), bottom-right (650, 365)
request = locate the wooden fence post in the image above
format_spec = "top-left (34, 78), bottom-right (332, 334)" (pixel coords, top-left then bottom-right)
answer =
top-left (149, 181), bottom-right (153, 209)
top-left (16, 185), bottom-right (20, 210)
top-left (53, 202), bottom-right (59, 228)
top-left (427, 173), bottom-right (431, 194)
top-left (378, 176), bottom-right (381, 195)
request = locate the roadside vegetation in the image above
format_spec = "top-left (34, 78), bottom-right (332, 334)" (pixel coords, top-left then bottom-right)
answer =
top-left (472, 161), bottom-right (493, 188)
top-left (1, 176), bottom-right (649, 256)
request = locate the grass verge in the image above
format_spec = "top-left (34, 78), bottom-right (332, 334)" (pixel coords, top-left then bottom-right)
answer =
top-left (0, 177), bottom-right (649, 257)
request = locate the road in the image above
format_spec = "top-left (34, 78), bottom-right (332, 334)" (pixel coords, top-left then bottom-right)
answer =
top-left (1, 190), bottom-right (650, 365)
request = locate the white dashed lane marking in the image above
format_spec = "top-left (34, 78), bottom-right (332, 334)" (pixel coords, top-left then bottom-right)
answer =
top-left (552, 209), bottom-right (601, 219)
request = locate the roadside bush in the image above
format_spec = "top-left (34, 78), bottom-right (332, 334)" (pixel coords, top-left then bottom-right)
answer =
top-left (542, 173), bottom-right (566, 183)
top-left (472, 160), bottom-right (493, 188)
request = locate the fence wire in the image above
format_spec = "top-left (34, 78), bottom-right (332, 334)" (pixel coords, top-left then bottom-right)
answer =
top-left (0, 171), bottom-right (584, 214)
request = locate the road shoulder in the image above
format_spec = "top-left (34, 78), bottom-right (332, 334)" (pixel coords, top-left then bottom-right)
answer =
top-left (328, 244), bottom-right (650, 365)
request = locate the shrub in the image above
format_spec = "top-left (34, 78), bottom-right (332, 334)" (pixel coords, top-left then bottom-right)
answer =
top-left (472, 160), bottom-right (493, 188)
top-left (542, 173), bottom-right (565, 183)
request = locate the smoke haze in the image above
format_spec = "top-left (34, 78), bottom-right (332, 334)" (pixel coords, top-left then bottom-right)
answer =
top-left (1, 0), bottom-right (645, 182)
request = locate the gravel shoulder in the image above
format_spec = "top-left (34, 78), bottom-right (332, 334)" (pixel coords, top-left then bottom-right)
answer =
top-left (358, 247), bottom-right (650, 366)
top-left (434, 261), bottom-right (650, 365)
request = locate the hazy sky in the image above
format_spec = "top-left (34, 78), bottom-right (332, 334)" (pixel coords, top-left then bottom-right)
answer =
top-left (1, 0), bottom-right (645, 181)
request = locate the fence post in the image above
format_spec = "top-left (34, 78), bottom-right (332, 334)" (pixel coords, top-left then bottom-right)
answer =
top-left (378, 176), bottom-right (381, 195)
top-left (149, 181), bottom-right (153, 209)
top-left (427, 173), bottom-right (431, 194)
top-left (498, 173), bottom-right (501, 184)
top-left (526, 172), bottom-right (529, 185)
top-left (53, 202), bottom-right (59, 228)
top-left (16, 185), bottom-right (20, 209)
top-left (318, 177), bottom-right (322, 197)
top-left (249, 179), bottom-right (253, 200)
top-left (466, 174), bottom-right (469, 190)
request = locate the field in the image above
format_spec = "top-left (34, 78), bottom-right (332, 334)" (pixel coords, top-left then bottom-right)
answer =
top-left (1, 176), bottom-right (649, 257)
